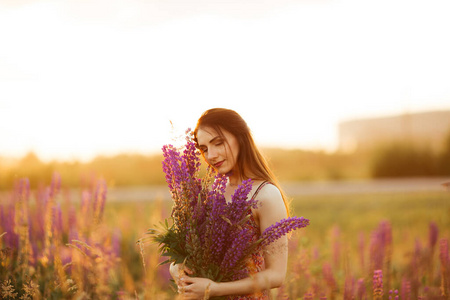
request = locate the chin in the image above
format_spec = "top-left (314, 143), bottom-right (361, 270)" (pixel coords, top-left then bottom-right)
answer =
top-left (216, 167), bottom-right (232, 175)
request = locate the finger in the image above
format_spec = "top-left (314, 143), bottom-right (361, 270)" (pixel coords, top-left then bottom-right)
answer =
top-left (184, 267), bottom-right (194, 275)
top-left (178, 280), bottom-right (188, 286)
top-left (180, 276), bottom-right (196, 284)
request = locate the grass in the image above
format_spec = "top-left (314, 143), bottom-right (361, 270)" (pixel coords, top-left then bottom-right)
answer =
top-left (1, 176), bottom-right (449, 299)
top-left (290, 191), bottom-right (449, 241)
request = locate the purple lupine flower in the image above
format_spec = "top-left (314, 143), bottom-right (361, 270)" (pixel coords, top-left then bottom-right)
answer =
top-left (343, 275), bottom-right (355, 300)
top-left (68, 206), bottom-right (77, 232)
top-left (369, 221), bottom-right (392, 271)
top-left (207, 191), bottom-right (228, 259)
top-left (162, 144), bottom-right (183, 192)
top-left (163, 139), bottom-right (203, 233)
top-left (13, 178), bottom-right (30, 225)
top-left (261, 216), bottom-right (310, 247)
top-left (81, 191), bottom-right (91, 214)
top-left (94, 178), bottom-right (107, 222)
top-left (1, 202), bottom-right (18, 249)
top-left (401, 278), bottom-right (411, 300)
top-left (15, 177), bottom-right (30, 202)
top-left (369, 229), bottom-right (384, 270)
top-left (359, 232), bottom-right (365, 271)
top-left (50, 172), bottom-right (61, 198)
top-left (203, 174), bottom-right (234, 262)
top-left (322, 262), bottom-right (336, 292)
top-left (429, 222), bottom-right (439, 251)
top-left (415, 238), bottom-right (423, 257)
top-left (356, 278), bottom-right (366, 300)
top-left (53, 203), bottom-right (63, 237)
top-left (220, 227), bottom-right (254, 274)
top-left (112, 228), bottom-right (121, 257)
top-left (181, 140), bottom-right (201, 178)
top-left (388, 289), bottom-right (399, 300)
top-left (211, 172), bottom-right (228, 193)
top-left (152, 130), bottom-right (311, 284)
top-left (33, 187), bottom-right (47, 242)
top-left (373, 270), bottom-right (383, 298)
top-left (440, 238), bottom-right (449, 269)
top-left (331, 225), bottom-right (341, 269)
top-left (68, 226), bottom-right (79, 246)
top-left (312, 246), bottom-right (320, 261)
top-left (227, 179), bottom-right (255, 224)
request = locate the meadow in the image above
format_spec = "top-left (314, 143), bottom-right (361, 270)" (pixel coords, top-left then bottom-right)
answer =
top-left (1, 174), bottom-right (449, 299)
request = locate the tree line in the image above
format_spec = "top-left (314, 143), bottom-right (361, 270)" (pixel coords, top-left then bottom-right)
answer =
top-left (1, 133), bottom-right (449, 190)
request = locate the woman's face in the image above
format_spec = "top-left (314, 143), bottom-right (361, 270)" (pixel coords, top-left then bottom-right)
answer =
top-left (196, 126), bottom-right (240, 175)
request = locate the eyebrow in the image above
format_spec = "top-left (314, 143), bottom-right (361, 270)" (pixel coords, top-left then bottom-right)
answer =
top-left (209, 136), bottom-right (222, 143)
top-left (198, 136), bottom-right (222, 148)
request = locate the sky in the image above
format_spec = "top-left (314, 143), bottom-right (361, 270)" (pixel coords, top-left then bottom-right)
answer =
top-left (1, 0), bottom-right (449, 162)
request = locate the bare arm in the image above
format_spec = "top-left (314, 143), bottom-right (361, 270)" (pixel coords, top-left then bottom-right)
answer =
top-left (181, 184), bottom-right (288, 299)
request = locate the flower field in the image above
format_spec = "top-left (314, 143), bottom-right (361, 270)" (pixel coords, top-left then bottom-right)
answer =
top-left (1, 173), bottom-right (449, 299)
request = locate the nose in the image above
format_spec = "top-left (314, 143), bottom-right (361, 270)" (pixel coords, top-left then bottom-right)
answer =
top-left (207, 147), bottom-right (218, 161)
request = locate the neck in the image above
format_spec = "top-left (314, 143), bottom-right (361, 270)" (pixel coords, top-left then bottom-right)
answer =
top-left (228, 170), bottom-right (260, 187)
top-left (228, 176), bottom-right (240, 187)
top-left (227, 171), bottom-right (241, 187)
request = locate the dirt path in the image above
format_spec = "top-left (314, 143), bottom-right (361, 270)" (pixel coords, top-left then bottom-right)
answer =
top-left (2, 177), bottom-right (447, 202)
top-left (282, 177), bottom-right (450, 196)
top-left (105, 177), bottom-right (450, 202)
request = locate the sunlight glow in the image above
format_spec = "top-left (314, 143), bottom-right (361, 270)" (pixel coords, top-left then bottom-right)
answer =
top-left (1, 0), bottom-right (449, 162)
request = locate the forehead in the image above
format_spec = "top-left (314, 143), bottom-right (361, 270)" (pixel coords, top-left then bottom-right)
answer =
top-left (196, 126), bottom-right (234, 145)
top-left (196, 126), bottom-right (220, 145)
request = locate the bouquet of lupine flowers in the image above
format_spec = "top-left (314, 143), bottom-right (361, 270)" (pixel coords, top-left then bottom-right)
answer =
top-left (145, 130), bottom-right (309, 284)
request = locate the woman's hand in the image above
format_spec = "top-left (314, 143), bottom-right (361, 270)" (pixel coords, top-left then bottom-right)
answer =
top-left (179, 276), bottom-right (217, 300)
top-left (169, 262), bottom-right (193, 290)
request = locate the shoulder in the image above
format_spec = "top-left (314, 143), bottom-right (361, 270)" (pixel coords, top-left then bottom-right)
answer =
top-left (254, 182), bottom-right (282, 203)
top-left (253, 183), bottom-right (286, 214)
top-left (252, 182), bottom-right (287, 231)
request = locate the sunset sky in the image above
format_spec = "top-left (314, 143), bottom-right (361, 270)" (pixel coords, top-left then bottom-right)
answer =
top-left (1, 0), bottom-right (449, 162)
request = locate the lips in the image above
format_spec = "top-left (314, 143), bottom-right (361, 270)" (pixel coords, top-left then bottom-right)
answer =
top-left (214, 160), bottom-right (224, 168)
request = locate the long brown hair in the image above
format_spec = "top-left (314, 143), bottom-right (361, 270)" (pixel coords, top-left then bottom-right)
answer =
top-left (194, 108), bottom-right (290, 215)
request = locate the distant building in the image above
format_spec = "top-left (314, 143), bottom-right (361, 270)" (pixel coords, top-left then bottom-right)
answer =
top-left (338, 110), bottom-right (450, 153)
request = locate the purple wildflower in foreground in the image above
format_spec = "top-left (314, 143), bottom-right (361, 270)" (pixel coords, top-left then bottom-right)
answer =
top-left (356, 278), bottom-right (366, 299)
top-left (162, 144), bottom-right (182, 191)
top-left (388, 289), bottom-right (399, 300)
top-left (322, 262), bottom-right (337, 292)
top-left (401, 278), bottom-right (411, 300)
top-left (440, 238), bottom-right (449, 266)
top-left (206, 179), bottom-right (229, 259)
top-left (429, 221), bottom-right (439, 251)
top-left (149, 130), bottom-right (310, 283)
top-left (227, 179), bottom-right (256, 224)
top-left (220, 227), bottom-right (254, 274)
top-left (343, 275), bottom-right (355, 300)
top-left (182, 140), bottom-right (201, 179)
top-left (261, 216), bottom-right (310, 246)
top-left (373, 269), bottom-right (383, 298)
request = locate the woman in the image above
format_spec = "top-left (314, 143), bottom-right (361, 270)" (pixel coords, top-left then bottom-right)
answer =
top-left (170, 108), bottom-right (289, 299)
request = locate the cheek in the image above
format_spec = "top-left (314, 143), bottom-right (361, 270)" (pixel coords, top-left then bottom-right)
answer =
top-left (201, 153), bottom-right (210, 163)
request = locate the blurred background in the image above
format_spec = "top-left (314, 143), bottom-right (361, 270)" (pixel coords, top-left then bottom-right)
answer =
top-left (1, 0), bottom-right (450, 190)
top-left (1, 0), bottom-right (450, 298)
